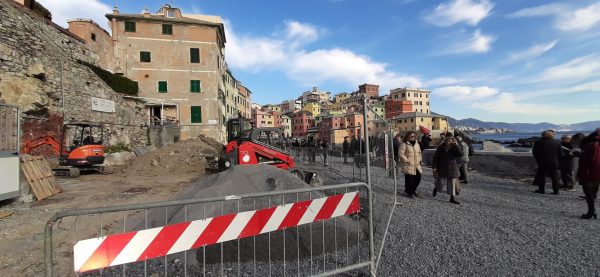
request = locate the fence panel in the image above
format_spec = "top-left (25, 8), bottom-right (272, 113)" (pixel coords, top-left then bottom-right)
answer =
top-left (45, 183), bottom-right (373, 277)
top-left (288, 97), bottom-right (400, 275)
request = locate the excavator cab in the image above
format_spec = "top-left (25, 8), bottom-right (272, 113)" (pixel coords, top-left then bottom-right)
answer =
top-left (59, 123), bottom-right (105, 167)
top-left (226, 117), bottom-right (253, 142)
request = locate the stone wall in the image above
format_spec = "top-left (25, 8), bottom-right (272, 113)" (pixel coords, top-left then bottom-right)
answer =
top-left (0, 0), bottom-right (149, 153)
top-left (422, 149), bottom-right (537, 179)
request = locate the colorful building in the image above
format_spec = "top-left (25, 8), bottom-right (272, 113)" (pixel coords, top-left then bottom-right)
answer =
top-left (292, 110), bottom-right (315, 138)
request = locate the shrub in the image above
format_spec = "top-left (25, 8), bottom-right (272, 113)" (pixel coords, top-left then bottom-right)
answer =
top-left (77, 60), bottom-right (139, 96)
top-left (105, 142), bottom-right (131, 153)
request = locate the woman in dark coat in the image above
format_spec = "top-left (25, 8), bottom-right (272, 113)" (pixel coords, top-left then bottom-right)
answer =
top-left (577, 132), bottom-right (600, 219)
top-left (432, 137), bottom-right (464, 204)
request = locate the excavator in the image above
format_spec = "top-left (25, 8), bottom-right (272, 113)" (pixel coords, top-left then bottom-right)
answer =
top-left (219, 117), bottom-right (307, 181)
top-left (22, 123), bottom-right (105, 177)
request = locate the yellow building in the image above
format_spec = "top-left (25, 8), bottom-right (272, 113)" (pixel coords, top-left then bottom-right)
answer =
top-left (390, 87), bottom-right (431, 114)
top-left (303, 102), bottom-right (321, 117)
top-left (392, 112), bottom-right (450, 134)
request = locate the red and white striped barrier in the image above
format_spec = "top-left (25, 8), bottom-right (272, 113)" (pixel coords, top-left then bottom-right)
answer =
top-left (73, 192), bottom-right (360, 272)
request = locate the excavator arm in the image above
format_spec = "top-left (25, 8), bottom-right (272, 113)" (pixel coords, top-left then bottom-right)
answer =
top-left (22, 135), bottom-right (64, 156)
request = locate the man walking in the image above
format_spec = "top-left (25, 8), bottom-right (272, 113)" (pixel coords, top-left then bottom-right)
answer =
top-left (532, 130), bottom-right (563, 194)
top-left (343, 136), bottom-right (350, 164)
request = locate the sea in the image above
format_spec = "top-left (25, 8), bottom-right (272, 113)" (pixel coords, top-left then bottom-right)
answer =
top-left (470, 131), bottom-right (594, 143)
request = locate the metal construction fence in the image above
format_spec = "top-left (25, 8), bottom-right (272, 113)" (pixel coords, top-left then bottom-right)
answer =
top-left (289, 97), bottom-right (401, 275)
top-left (44, 183), bottom-right (374, 277)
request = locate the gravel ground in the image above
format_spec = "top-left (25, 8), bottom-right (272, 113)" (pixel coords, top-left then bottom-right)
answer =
top-left (71, 153), bottom-right (599, 276)
top-left (298, 154), bottom-right (600, 276)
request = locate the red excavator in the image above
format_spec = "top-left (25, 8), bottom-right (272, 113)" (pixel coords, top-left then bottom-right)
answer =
top-left (22, 123), bottom-right (105, 177)
top-left (220, 118), bottom-right (306, 180)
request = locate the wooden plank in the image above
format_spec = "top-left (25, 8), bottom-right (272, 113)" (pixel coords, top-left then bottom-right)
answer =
top-left (0, 211), bottom-right (14, 219)
top-left (20, 156), bottom-right (60, 201)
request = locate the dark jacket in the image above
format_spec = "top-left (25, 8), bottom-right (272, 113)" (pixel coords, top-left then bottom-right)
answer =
top-left (432, 143), bottom-right (464, 178)
top-left (559, 142), bottom-right (573, 170)
top-left (532, 137), bottom-right (562, 168)
top-left (577, 142), bottom-right (600, 183)
top-left (343, 140), bottom-right (350, 154)
top-left (421, 135), bottom-right (432, 149)
top-left (393, 138), bottom-right (400, 162)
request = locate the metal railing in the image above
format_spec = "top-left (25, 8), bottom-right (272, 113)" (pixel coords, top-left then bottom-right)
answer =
top-left (288, 97), bottom-right (400, 275)
top-left (45, 183), bottom-right (374, 277)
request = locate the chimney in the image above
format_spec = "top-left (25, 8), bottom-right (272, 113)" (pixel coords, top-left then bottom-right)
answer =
top-left (143, 7), bottom-right (150, 18)
top-left (112, 6), bottom-right (119, 15)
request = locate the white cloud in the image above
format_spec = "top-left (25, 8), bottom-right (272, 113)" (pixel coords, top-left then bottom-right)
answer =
top-left (559, 3), bottom-right (600, 32)
top-left (426, 77), bottom-right (464, 86)
top-left (506, 40), bottom-right (558, 63)
top-left (225, 20), bottom-right (422, 92)
top-left (444, 29), bottom-right (495, 54)
top-left (435, 86), bottom-right (498, 101)
top-left (537, 54), bottom-right (600, 83)
top-left (509, 3), bottom-right (564, 18)
top-left (474, 93), bottom-right (594, 116)
top-left (510, 2), bottom-right (600, 32)
top-left (424, 0), bottom-right (494, 27)
top-left (37, 0), bottom-right (112, 31)
top-left (284, 21), bottom-right (320, 43)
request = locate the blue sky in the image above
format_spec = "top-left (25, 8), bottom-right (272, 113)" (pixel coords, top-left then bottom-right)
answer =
top-left (40, 0), bottom-right (600, 124)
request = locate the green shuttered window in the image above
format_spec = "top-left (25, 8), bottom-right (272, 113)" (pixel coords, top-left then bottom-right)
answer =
top-left (162, 24), bottom-right (173, 35)
top-left (191, 106), bottom-right (202, 123)
top-left (190, 48), bottom-right (200, 63)
top-left (140, 51), bottom-right (151, 63)
top-left (158, 81), bottom-right (168, 93)
top-left (190, 80), bottom-right (201, 93)
top-left (125, 21), bottom-right (136, 32)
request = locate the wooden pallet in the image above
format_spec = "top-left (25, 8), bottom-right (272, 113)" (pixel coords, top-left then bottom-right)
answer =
top-left (21, 156), bottom-right (62, 201)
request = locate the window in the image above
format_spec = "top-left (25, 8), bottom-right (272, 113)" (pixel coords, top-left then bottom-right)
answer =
top-left (191, 106), bottom-right (202, 123)
top-left (162, 24), bottom-right (173, 35)
top-left (167, 9), bottom-right (176, 18)
top-left (91, 33), bottom-right (96, 41)
top-left (190, 80), bottom-right (201, 93)
top-left (402, 93), bottom-right (406, 98)
top-left (190, 48), bottom-right (200, 63)
top-left (125, 21), bottom-right (136, 32)
top-left (140, 51), bottom-right (151, 63)
top-left (158, 81), bottom-right (168, 93)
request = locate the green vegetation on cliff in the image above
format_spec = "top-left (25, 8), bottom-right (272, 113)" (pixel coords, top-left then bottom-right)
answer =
top-left (77, 60), bottom-right (138, 96)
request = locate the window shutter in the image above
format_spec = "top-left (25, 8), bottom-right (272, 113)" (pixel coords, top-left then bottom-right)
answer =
top-left (191, 106), bottom-right (202, 123)
top-left (190, 48), bottom-right (200, 63)
top-left (158, 81), bottom-right (168, 93)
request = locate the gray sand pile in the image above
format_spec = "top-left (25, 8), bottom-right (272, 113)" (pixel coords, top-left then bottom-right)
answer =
top-left (126, 165), bottom-right (367, 269)
top-left (122, 135), bottom-right (222, 177)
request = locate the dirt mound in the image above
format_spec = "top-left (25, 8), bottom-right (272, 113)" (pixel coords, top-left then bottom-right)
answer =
top-left (123, 136), bottom-right (222, 177)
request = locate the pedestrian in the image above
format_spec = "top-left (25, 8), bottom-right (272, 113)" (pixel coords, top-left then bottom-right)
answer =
top-left (399, 131), bottom-right (422, 198)
top-left (432, 137), bottom-right (464, 204)
top-left (421, 133), bottom-right (432, 150)
top-left (577, 132), bottom-right (600, 219)
top-left (559, 135), bottom-right (576, 191)
top-left (321, 138), bottom-right (329, 166)
top-left (393, 133), bottom-right (401, 165)
top-left (570, 133), bottom-right (586, 186)
top-left (456, 136), bottom-right (470, 184)
top-left (342, 136), bottom-right (350, 164)
top-left (532, 130), bottom-right (562, 195)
